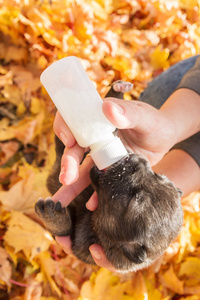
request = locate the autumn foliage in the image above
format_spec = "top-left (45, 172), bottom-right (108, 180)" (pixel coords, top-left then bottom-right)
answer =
top-left (0, 0), bottom-right (200, 299)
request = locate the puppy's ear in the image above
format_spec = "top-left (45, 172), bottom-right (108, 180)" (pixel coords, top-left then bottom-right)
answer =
top-left (121, 243), bottom-right (147, 264)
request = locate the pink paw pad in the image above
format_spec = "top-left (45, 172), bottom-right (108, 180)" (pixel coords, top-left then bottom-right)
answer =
top-left (113, 81), bottom-right (133, 93)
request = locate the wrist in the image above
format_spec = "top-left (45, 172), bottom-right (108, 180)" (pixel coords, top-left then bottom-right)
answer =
top-left (159, 110), bottom-right (179, 149)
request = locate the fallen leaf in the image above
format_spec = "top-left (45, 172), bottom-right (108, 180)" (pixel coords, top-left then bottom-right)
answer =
top-left (0, 113), bottom-right (44, 144)
top-left (150, 45), bottom-right (170, 70)
top-left (179, 296), bottom-right (200, 300)
top-left (1, 84), bottom-right (22, 106)
top-left (0, 141), bottom-right (19, 166)
top-left (179, 0), bottom-right (200, 9)
top-left (4, 211), bottom-right (52, 260)
top-left (145, 276), bottom-right (163, 300)
top-left (10, 66), bottom-right (41, 101)
top-left (182, 192), bottom-right (200, 213)
top-left (23, 278), bottom-right (42, 300)
top-left (160, 265), bottom-right (184, 294)
top-left (35, 252), bottom-right (62, 297)
top-left (179, 256), bottom-right (200, 280)
top-left (0, 165), bottom-right (49, 213)
top-left (1, 0), bottom-right (200, 299)
top-left (4, 45), bottom-right (28, 63)
top-left (80, 268), bottom-right (133, 300)
top-left (0, 247), bottom-right (12, 287)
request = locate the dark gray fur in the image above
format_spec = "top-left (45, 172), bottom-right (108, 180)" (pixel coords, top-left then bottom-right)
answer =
top-left (35, 81), bottom-right (183, 272)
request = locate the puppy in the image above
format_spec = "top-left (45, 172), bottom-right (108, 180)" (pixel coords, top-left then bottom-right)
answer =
top-left (35, 81), bottom-right (183, 272)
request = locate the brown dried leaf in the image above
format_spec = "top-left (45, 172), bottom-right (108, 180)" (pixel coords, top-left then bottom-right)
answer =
top-left (0, 247), bottom-right (12, 287)
top-left (1, 84), bottom-right (22, 106)
top-left (0, 141), bottom-right (19, 166)
top-left (0, 113), bottom-right (44, 144)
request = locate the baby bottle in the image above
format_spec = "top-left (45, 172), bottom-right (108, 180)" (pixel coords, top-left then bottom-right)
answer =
top-left (40, 56), bottom-right (128, 170)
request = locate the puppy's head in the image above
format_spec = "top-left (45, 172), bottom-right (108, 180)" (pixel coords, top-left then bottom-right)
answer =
top-left (90, 154), bottom-right (183, 272)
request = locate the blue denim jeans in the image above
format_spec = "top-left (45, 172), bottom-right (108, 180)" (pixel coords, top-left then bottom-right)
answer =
top-left (139, 55), bottom-right (200, 166)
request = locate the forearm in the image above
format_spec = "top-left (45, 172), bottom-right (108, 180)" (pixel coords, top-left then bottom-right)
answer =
top-left (160, 88), bottom-right (200, 144)
top-left (153, 149), bottom-right (200, 195)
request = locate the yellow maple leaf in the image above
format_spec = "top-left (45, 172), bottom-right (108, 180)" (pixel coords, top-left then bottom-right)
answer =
top-left (30, 97), bottom-right (43, 115)
top-left (43, 32), bottom-right (62, 48)
top-left (0, 7), bottom-right (21, 43)
top-left (160, 265), bottom-right (184, 294)
top-left (131, 271), bottom-right (148, 300)
top-left (178, 0), bottom-right (200, 9)
top-left (4, 245), bottom-right (18, 266)
top-left (144, 277), bottom-right (163, 300)
top-left (4, 211), bottom-right (52, 260)
top-left (105, 56), bottom-right (140, 80)
top-left (175, 211), bottom-right (200, 264)
top-left (1, 84), bottom-right (22, 106)
top-left (80, 268), bottom-right (134, 300)
top-left (0, 164), bottom-right (49, 213)
top-left (179, 256), bottom-right (200, 279)
top-left (35, 252), bottom-right (62, 297)
top-left (179, 296), bottom-right (200, 300)
top-left (16, 101), bottom-right (27, 116)
top-left (37, 55), bottom-right (48, 69)
top-left (150, 45), bottom-right (170, 70)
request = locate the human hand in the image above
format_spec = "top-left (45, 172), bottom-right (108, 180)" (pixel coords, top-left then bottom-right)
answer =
top-left (54, 97), bottom-right (176, 186)
top-left (101, 97), bottom-right (177, 166)
top-left (55, 235), bottom-right (116, 272)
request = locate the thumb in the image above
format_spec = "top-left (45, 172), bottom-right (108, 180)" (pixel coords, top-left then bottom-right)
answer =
top-left (102, 97), bottom-right (143, 129)
top-left (102, 97), bottom-right (160, 134)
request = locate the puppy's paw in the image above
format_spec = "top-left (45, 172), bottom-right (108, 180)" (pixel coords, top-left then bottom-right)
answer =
top-left (35, 198), bottom-right (72, 236)
top-left (112, 80), bottom-right (133, 93)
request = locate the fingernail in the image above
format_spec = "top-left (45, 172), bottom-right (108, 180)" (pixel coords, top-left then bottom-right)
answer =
top-left (90, 250), bottom-right (101, 260)
top-left (55, 235), bottom-right (69, 246)
top-left (60, 132), bottom-right (68, 146)
top-left (55, 236), bottom-right (64, 245)
top-left (112, 103), bottom-right (125, 115)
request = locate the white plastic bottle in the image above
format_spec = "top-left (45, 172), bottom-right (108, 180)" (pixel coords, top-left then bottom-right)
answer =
top-left (40, 56), bottom-right (128, 170)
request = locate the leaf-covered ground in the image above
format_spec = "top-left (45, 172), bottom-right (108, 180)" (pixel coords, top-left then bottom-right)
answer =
top-left (0, 0), bottom-right (200, 299)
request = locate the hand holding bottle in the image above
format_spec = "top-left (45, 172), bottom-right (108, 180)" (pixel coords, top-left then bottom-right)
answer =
top-left (54, 96), bottom-right (177, 187)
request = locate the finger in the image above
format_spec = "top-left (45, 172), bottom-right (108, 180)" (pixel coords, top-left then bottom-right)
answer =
top-left (102, 98), bottom-right (139, 129)
top-left (89, 244), bottom-right (116, 272)
top-left (53, 111), bottom-right (76, 148)
top-left (86, 191), bottom-right (98, 211)
top-left (59, 143), bottom-right (85, 185)
top-left (52, 155), bottom-right (93, 206)
top-left (102, 97), bottom-right (159, 133)
top-left (55, 236), bottom-right (73, 255)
